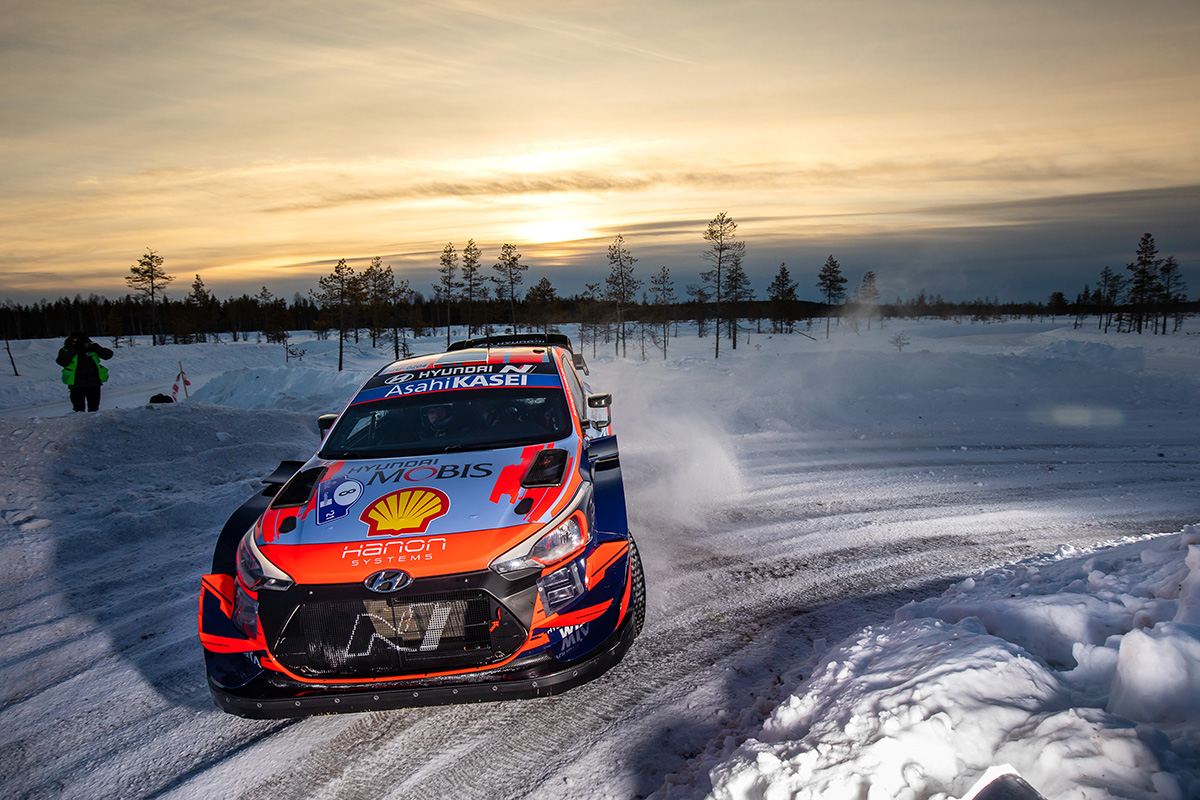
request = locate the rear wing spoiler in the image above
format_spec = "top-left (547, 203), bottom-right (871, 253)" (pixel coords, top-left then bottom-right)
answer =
top-left (448, 333), bottom-right (574, 351)
top-left (447, 333), bottom-right (588, 375)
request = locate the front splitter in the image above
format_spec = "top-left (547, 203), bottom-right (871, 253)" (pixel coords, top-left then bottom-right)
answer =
top-left (208, 608), bottom-right (638, 719)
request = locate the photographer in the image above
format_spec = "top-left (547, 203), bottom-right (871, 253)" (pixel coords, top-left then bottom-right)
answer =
top-left (56, 332), bottom-right (114, 412)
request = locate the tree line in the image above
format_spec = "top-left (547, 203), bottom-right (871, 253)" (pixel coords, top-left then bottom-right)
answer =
top-left (1053, 233), bottom-right (1190, 335)
top-left (2, 222), bottom-right (1193, 365)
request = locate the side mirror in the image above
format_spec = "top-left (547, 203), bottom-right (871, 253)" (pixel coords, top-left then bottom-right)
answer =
top-left (317, 413), bottom-right (338, 437)
top-left (586, 393), bottom-right (612, 431)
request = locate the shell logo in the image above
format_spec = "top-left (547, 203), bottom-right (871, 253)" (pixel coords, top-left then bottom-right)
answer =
top-left (360, 488), bottom-right (450, 537)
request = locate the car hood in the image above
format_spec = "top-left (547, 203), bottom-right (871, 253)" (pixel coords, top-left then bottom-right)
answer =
top-left (256, 443), bottom-right (583, 582)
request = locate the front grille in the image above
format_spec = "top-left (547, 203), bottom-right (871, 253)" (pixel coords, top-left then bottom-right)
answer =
top-left (271, 590), bottom-right (527, 679)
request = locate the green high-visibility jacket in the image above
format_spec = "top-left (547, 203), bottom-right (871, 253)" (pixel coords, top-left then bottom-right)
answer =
top-left (61, 352), bottom-right (109, 386)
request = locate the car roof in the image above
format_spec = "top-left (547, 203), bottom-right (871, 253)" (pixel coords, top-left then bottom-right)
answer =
top-left (374, 335), bottom-right (588, 378)
top-left (376, 345), bottom-right (557, 377)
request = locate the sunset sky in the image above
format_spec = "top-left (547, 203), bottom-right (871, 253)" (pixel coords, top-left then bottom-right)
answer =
top-left (3, 0), bottom-right (1198, 306)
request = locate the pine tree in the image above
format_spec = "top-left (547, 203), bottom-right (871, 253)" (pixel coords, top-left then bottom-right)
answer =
top-left (650, 265), bottom-right (676, 359)
top-left (525, 277), bottom-right (558, 334)
top-left (389, 275), bottom-right (414, 360)
top-left (265, 298), bottom-right (292, 346)
top-left (491, 243), bottom-right (527, 332)
top-left (312, 258), bottom-right (356, 371)
top-left (188, 274), bottom-right (215, 342)
top-left (1126, 233), bottom-right (1163, 334)
top-left (700, 212), bottom-right (744, 358)
top-left (460, 239), bottom-right (484, 336)
top-left (435, 242), bottom-right (461, 346)
top-left (257, 287), bottom-right (287, 344)
top-left (1047, 291), bottom-right (1068, 319)
top-left (1158, 256), bottom-right (1187, 334)
top-left (363, 257), bottom-right (395, 347)
top-left (105, 305), bottom-right (124, 348)
top-left (125, 248), bottom-right (173, 345)
top-left (686, 284), bottom-right (712, 339)
top-left (605, 235), bottom-right (642, 357)
top-left (722, 253), bottom-right (753, 350)
top-left (579, 281), bottom-right (603, 358)
top-left (816, 255), bottom-right (847, 339)
top-left (1073, 283), bottom-right (1091, 329)
top-left (255, 286), bottom-right (275, 341)
top-left (1097, 266), bottom-right (1124, 333)
top-left (766, 262), bottom-right (798, 333)
top-left (858, 271), bottom-right (880, 330)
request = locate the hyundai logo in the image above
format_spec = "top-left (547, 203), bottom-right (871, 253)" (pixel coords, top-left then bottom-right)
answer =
top-left (364, 569), bottom-right (412, 593)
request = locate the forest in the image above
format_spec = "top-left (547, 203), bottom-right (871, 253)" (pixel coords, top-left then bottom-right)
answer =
top-left (2, 226), bottom-right (1193, 362)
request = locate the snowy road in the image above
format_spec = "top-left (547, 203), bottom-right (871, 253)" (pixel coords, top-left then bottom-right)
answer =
top-left (1, 322), bottom-right (1197, 799)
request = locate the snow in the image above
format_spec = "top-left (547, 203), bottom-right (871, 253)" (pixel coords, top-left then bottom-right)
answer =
top-left (1, 319), bottom-right (1198, 799)
top-left (708, 530), bottom-right (1200, 800)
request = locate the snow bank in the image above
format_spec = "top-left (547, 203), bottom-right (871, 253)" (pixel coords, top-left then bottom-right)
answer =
top-left (1026, 339), bottom-right (1146, 372)
top-left (0, 333), bottom-right (387, 416)
top-left (708, 529), bottom-right (1200, 800)
top-left (190, 365), bottom-right (365, 414)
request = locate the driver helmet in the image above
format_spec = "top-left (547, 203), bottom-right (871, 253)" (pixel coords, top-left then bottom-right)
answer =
top-left (422, 403), bottom-right (454, 430)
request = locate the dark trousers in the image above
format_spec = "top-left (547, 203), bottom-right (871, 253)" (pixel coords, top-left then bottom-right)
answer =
top-left (69, 385), bottom-right (102, 412)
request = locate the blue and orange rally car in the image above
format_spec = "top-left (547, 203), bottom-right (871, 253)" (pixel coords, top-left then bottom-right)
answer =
top-left (199, 334), bottom-right (644, 718)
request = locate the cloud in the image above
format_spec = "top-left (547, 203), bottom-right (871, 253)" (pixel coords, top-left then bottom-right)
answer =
top-left (262, 173), bottom-right (664, 213)
top-left (441, 0), bottom-right (696, 66)
top-left (250, 151), bottom-right (1196, 219)
top-left (3, 1), bottom-right (1199, 306)
top-left (918, 185), bottom-right (1200, 227)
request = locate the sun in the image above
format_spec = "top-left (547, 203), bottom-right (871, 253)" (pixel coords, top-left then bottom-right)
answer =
top-left (518, 219), bottom-right (595, 244)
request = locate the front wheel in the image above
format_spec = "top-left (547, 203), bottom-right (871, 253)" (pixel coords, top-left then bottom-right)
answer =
top-left (628, 536), bottom-right (646, 636)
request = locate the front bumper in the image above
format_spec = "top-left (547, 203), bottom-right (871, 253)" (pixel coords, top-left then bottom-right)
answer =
top-left (206, 598), bottom-right (638, 718)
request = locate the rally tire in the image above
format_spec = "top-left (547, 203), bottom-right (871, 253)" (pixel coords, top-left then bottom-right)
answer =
top-left (629, 535), bottom-right (646, 636)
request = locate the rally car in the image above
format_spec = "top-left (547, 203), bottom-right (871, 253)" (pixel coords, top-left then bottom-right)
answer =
top-left (199, 334), bottom-right (644, 718)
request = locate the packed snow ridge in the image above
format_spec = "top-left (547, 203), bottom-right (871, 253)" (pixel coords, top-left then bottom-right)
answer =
top-left (705, 529), bottom-right (1200, 800)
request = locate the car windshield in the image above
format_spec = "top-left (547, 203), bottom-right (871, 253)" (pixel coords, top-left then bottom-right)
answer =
top-left (319, 387), bottom-right (573, 459)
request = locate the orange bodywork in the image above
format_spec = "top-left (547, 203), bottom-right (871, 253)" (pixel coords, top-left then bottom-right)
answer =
top-left (201, 339), bottom-right (639, 716)
top-left (200, 539), bottom-right (632, 687)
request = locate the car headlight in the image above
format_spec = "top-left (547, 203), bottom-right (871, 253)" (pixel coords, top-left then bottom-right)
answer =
top-left (235, 530), bottom-right (295, 592)
top-left (232, 582), bottom-right (260, 639)
top-left (538, 558), bottom-right (588, 614)
top-left (491, 514), bottom-right (588, 574)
